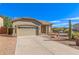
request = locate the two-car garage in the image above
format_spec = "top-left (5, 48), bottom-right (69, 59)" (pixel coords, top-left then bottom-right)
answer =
top-left (16, 26), bottom-right (38, 36)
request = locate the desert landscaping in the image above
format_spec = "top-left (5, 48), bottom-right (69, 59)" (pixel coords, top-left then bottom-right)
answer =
top-left (0, 34), bottom-right (16, 55)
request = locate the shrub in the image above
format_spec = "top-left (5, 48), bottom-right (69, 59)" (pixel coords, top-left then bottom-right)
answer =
top-left (72, 31), bottom-right (79, 39)
top-left (0, 27), bottom-right (7, 34)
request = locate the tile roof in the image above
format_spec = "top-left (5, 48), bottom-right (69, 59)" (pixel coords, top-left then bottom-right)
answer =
top-left (12, 18), bottom-right (52, 25)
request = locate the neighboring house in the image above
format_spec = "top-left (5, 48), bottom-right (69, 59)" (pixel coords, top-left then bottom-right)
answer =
top-left (0, 16), bottom-right (7, 34)
top-left (12, 18), bottom-right (52, 36)
top-left (0, 16), bottom-right (4, 27)
top-left (73, 23), bottom-right (79, 31)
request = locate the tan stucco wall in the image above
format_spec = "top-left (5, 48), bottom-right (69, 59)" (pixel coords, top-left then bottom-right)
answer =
top-left (0, 17), bottom-right (4, 27)
top-left (38, 26), bottom-right (41, 35)
top-left (48, 25), bottom-right (52, 33)
top-left (12, 21), bottom-right (41, 36)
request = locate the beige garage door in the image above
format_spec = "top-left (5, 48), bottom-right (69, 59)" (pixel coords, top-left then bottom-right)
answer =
top-left (17, 26), bottom-right (37, 36)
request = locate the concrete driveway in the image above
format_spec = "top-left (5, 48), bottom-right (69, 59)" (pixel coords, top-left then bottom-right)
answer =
top-left (15, 35), bottom-right (79, 55)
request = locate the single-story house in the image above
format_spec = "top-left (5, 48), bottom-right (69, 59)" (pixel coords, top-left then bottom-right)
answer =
top-left (0, 16), bottom-right (7, 34)
top-left (12, 18), bottom-right (52, 36)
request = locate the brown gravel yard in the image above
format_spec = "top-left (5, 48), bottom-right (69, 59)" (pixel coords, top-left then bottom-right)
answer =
top-left (51, 37), bottom-right (79, 50)
top-left (49, 33), bottom-right (79, 50)
top-left (0, 34), bottom-right (16, 55)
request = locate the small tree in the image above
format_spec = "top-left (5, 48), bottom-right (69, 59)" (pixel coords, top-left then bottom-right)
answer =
top-left (3, 16), bottom-right (12, 34)
top-left (3, 16), bottom-right (12, 27)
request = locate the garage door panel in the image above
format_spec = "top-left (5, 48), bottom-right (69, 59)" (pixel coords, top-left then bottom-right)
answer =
top-left (17, 27), bottom-right (37, 36)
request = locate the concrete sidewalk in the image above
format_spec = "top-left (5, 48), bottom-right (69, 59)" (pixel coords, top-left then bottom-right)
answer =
top-left (15, 36), bottom-right (79, 55)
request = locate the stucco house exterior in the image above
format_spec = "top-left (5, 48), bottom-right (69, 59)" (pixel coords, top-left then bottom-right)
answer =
top-left (0, 16), bottom-right (4, 27)
top-left (0, 16), bottom-right (7, 34)
top-left (12, 18), bottom-right (52, 36)
top-left (73, 23), bottom-right (79, 31)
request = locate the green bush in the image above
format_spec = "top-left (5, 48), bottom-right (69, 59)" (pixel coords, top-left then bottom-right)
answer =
top-left (72, 31), bottom-right (79, 39)
top-left (64, 29), bottom-right (69, 33)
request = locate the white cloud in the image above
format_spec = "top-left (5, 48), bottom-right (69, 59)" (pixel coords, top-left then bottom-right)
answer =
top-left (62, 23), bottom-right (68, 25)
top-left (53, 21), bottom-right (79, 27)
top-left (53, 23), bottom-right (68, 25)
top-left (12, 17), bottom-right (19, 20)
top-left (64, 17), bottom-right (79, 20)
top-left (51, 17), bottom-right (79, 27)
top-left (72, 22), bottom-right (79, 24)
top-left (50, 20), bottom-right (61, 23)
top-left (70, 17), bottom-right (79, 20)
top-left (50, 17), bottom-right (79, 24)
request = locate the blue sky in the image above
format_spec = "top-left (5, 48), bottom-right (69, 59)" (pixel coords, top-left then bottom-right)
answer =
top-left (0, 3), bottom-right (79, 27)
